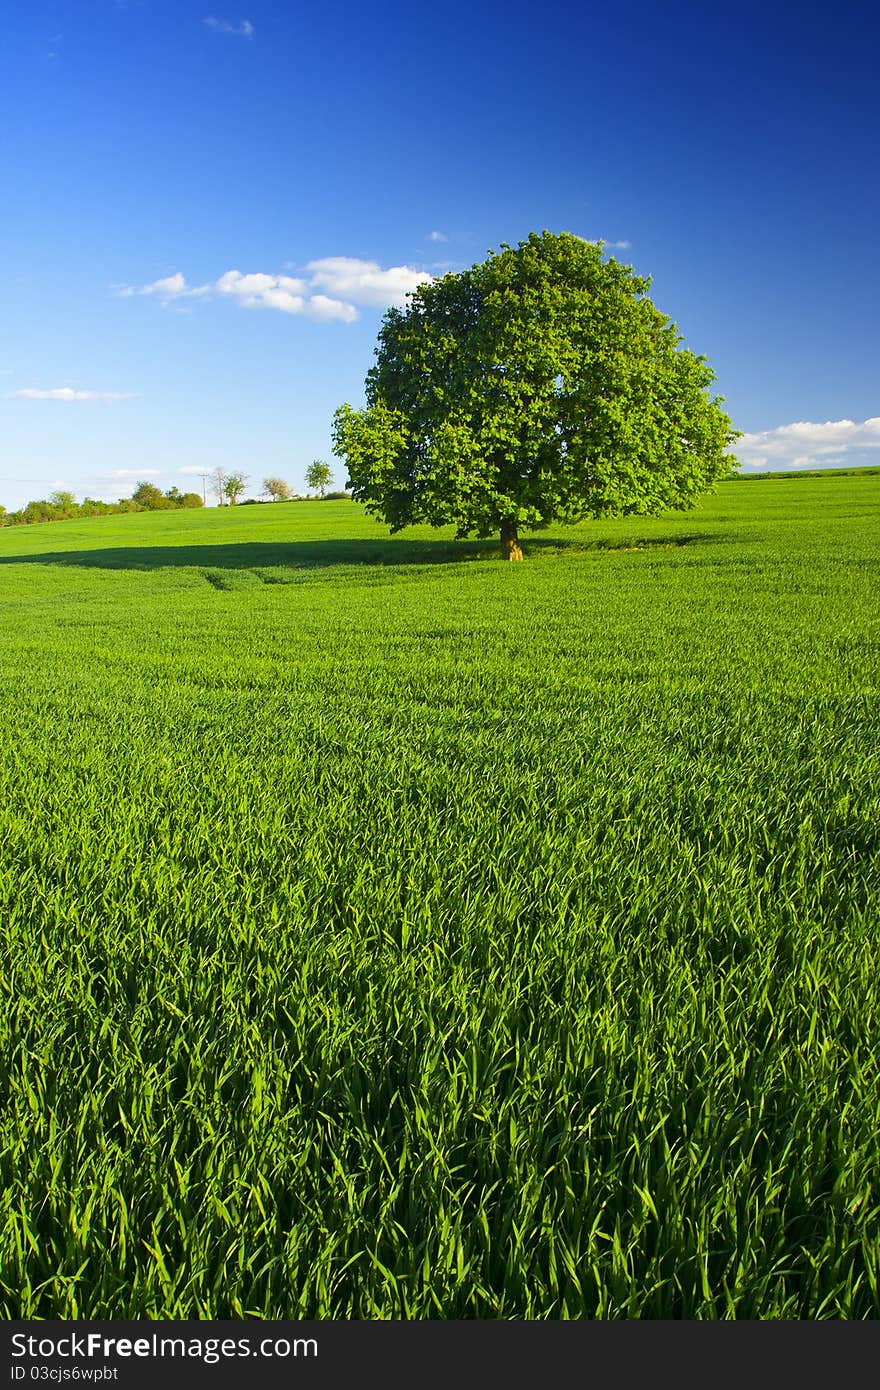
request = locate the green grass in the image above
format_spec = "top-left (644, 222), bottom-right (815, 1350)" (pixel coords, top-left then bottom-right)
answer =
top-left (1, 478), bottom-right (878, 1318)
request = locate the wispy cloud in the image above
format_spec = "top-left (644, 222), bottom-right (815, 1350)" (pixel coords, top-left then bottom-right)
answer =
top-left (428, 230), bottom-right (448, 242)
top-left (140, 272), bottom-right (203, 298)
top-left (13, 387), bottom-right (137, 401)
top-left (204, 16), bottom-right (254, 37)
top-left (733, 417), bottom-right (880, 470)
top-left (113, 273), bottom-right (210, 302)
top-left (116, 257), bottom-right (432, 322)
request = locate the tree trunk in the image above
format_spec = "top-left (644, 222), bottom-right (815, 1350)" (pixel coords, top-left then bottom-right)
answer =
top-left (500, 518), bottom-right (524, 561)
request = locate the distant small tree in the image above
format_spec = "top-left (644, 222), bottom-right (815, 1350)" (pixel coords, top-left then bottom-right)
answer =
top-left (210, 467), bottom-right (228, 506)
top-left (223, 471), bottom-right (248, 505)
top-left (263, 475), bottom-right (293, 501)
top-left (49, 490), bottom-right (76, 514)
top-left (131, 481), bottom-right (169, 510)
top-left (306, 460), bottom-right (333, 498)
top-left (164, 485), bottom-right (184, 507)
top-left (180, 491), bottom-right (203, 508)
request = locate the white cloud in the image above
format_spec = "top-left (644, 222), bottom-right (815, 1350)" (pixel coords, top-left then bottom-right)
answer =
top-left (215, 270), bottom-right (306, 313)
top-left (141, 272), bottom-right (189, 297)
top-left (115, 273), bottom-right (211, 301)
top-left (733, 417), bottom-right (880, 470)
top-left (213, 270), bottom-right (356, 320)
top-left (307, 256), bottom-right (429, 308)
top-left (113, 275), bottom-right (202, 301)
top-left (204, 16), bottom-right (254, 37)
top-left (306, 294), bottom-right (359, 323)
top-left (13, 387), bottom-right (137, 401)
top-left (118, 256), bottom-right (430, 323)
top-left (428, 230), bottom-right (448, 242)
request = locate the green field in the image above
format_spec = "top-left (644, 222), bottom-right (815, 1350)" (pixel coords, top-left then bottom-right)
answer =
top-left (1, 475), bottom-right (878, 1318)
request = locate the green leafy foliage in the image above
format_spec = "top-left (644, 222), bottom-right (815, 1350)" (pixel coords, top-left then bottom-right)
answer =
top-left (223, 472), bottom-right (248, 505)
top-left (131, 481), bottom-right (170, 511)
top-left (306, 460), bottom-right (333, 498)
top-left (48, 490), bottom-right (77, 515)
top-left (1, 486), bottom-right (203, 526)
top-left (333, 231), bottom-right (739, 551)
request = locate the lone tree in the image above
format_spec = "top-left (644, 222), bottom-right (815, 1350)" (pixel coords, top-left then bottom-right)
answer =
top-left (210, 467), bottom-right (228, 506)
top-left (332, 231), bottom-right (738, 559)
top-left (223, 470), bottom-right (248, 505)
top-left (305, 460), bottom-right (333, 498)
top-left (263, 475), bottom-right (293, 501)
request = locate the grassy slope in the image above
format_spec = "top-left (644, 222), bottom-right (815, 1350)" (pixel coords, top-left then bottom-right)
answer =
top-left (1, 480), bottom-right (878, 1317)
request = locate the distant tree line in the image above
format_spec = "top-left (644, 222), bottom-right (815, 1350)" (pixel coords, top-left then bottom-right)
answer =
top-left (1, 463), bottom-right (351, 526)
top-left (0, 482), bottom-right (203, 527)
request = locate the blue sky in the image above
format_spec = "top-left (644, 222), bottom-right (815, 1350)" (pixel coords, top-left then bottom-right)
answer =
top-left (1, 0), bottom-right (878, 509)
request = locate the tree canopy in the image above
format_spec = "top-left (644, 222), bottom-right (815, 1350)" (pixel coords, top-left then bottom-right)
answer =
top-left (131, 481), bottom-right (167, 510)
top-left (332, 231), bottom-right (739, 558)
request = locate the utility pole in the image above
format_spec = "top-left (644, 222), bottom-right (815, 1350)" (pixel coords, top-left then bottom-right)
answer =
top-left (197, 473), bottom-right (210, 506)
